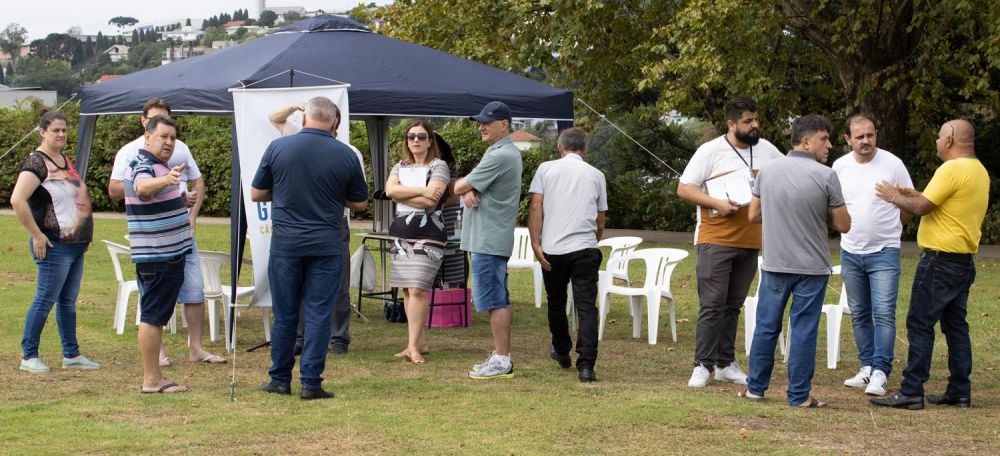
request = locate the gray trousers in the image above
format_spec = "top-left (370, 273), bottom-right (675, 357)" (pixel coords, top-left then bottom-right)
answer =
top-left (297, 217), bottom-right (351, 347)
top-left (693, 244), bottom-right (758, 368)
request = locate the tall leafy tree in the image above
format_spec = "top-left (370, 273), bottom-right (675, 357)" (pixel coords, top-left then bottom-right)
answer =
top-left (379, 0), bottom-right (998, 166)
top-left (108, 16), bottom-right (139, 29)
top-left (644, 0), bottom-right (999, 163)
top-left (0, 23), bottom-right (29, 69)
top-left (29, 33), bottom-right (80, 61)
top-left (378, 0), bottom-right (680, 116)
top-left (259, 10), bottom-right (278, 27)
top-left (11, 58), bottom-right (78, 97)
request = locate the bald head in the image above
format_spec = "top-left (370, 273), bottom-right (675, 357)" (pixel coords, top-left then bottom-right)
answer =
top-left (946, 119), bottom-right (975, 146)
top-left (936, 119), bottom-right (976, 160)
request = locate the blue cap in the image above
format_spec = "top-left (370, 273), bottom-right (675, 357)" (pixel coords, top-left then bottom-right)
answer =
top-left (469, 101), bottom-right (512, 123)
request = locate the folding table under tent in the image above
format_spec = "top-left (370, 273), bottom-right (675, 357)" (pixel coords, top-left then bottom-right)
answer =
top-left (73, 15), bottom-right (574, 349)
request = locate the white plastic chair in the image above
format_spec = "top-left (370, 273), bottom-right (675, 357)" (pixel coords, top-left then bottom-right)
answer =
top-left (780, 265), bottom-right (848, 369)
top-left (563, 236), bottom-right (644, 332)
top-left (507, 227), bottom-right (543, 308)
top-left (104, 240), bottom-right (140, 335)
top-left (198, 250), bottom-right (259, 352)
top-left (599, 248), bottom-right (689, 344)
top-left (104, 239), bottom-right (180, 334)
top-left (596, 236), bottom-right (643, 315)
top-left (744, 259), bottom-right (848, 369)
top-left (743, 257), bottom-right (765, 355)
top-left (568, 236), bottom-right (643, 326)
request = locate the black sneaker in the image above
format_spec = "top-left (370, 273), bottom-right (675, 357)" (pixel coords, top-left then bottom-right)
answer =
top-left (331, 344), bottom-right (349, 355)
top-left (301, 386), bottom-right (335, 400)
top-left (549, 344), bottom-right (571, 369)
top-left (260, 381), bottom-right (291, 395)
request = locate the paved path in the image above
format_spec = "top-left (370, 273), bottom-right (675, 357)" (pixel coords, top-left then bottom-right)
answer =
top-left (4, 210), bottom-right (997, 259)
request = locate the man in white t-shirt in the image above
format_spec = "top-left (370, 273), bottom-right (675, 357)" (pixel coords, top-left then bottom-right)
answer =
top-left (832, 113), bottom-right (913, 396)
top-left (108, 98), bottom-right (226, 366)
top-left (676, 97), bottom-right (784, 388)
top-left (269, 102), bottom-right (366, 355)
top-left (528, 127), bottom-right (608, 383)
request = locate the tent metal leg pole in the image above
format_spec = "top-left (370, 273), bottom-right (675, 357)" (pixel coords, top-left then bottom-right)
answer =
top-left (73, 115), bottom-right (98, 182)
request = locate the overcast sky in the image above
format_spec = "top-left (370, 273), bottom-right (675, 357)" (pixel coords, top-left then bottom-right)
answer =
top-left (4, 1), bottom-right (392, 41)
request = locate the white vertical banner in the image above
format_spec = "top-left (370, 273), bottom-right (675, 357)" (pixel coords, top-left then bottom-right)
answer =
top-left (229, 85), bottom-right (351, 307)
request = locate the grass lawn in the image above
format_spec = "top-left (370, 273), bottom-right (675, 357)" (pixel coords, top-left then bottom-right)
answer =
top-left (0, 216), bottom-right (998, 454)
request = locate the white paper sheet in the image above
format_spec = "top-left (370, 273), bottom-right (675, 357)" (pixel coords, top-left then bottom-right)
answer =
top-left (396, 166), bottom-right (429, 213)
top-left (704, 168), bottom-right (754, 216)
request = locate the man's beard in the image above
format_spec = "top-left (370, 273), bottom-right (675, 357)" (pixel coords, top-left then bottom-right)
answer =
top-left (735, 128), bottom-right (760, 146)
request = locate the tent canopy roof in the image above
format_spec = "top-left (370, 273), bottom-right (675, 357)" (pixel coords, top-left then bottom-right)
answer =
top-left (80, 16), bottom-right (573, 120)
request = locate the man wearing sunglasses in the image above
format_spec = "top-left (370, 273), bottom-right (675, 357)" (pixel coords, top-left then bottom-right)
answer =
top-left (455, 101), bottom-right (523, 379)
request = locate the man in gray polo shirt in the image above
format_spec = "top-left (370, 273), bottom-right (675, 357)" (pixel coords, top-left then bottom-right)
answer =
top-left (742, 114), bottom-right (851, 408)
top-left (528, 127), bottom-right (608, 383)
top-left (455, 101), bottom-right (523, 379)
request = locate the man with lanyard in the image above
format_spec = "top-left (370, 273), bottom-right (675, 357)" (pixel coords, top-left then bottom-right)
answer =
top-left (677, 97), bottom-right (784, 388)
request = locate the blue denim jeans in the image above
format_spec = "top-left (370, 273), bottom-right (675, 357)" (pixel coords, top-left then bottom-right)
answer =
top-left (21, 240), bottom-right (88, 360)
top-left (268, 253), bottom-right (343, 389)
top-left (747, 271), bottom-right (828, 406)
top-left (900, 251), bottom-right (976, 398)
top-left (841, 247), bottom-right (900, 375)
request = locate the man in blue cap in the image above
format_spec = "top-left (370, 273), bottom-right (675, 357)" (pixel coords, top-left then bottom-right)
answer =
top-left (455, 101), bottom-right (523, 379)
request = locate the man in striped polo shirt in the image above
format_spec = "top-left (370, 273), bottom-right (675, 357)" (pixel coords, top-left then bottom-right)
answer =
top-left (124, 115), bottom-right (193, 394)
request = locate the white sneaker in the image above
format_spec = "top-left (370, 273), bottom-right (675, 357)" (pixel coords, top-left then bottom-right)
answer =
top-left (63, 355), bottom-right (101, 370)
top-left (865, 370), bottom-right (887, 396)
top-left (469, 356), bottom-right (514, 379)
top-left (19, 357), bottom-right (50, 373)
top-left (844, 366), bottom-right (872, 388)
top-left (470, 352), bottom-right (495, 373)
top-left (688, 365), bottom-right (711, 387)
top-left (714, 362), bottom-right (748, 385)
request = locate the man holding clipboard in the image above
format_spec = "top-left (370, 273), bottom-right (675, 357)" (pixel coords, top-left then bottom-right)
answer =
top-left (676, 97), bottom-right (784, 388)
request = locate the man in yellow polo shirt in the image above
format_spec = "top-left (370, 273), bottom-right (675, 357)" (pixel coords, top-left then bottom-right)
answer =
top-left (870, 119), bottom-right (990, 410)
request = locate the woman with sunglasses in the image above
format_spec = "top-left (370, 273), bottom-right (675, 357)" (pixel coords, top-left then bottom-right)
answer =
top-left (385, 120), bottom-right (451, 364)
top-left (10, 110), bottom-right (101, 373)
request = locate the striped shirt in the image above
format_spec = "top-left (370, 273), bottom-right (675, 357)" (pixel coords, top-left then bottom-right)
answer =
top-left (124, 150), bottom-right (192, 263)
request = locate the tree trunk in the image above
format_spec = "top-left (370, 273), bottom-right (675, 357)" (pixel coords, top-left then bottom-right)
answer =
top-left (779, 0), bottom-right (920, 161)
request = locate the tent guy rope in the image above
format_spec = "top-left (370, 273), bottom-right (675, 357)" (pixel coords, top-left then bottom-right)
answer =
top-left (0, 92), bottom-right (78, 162)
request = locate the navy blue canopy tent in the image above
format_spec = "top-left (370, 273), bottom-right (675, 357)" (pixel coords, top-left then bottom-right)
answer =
top-left (74, 16), bottom-right (573, 349)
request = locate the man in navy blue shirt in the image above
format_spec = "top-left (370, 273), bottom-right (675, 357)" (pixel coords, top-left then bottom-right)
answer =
top-left (251, 96), bottom-right (368, 400)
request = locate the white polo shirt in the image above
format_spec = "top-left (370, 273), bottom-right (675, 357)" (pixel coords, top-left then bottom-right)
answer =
top-left (833, 148), bottom-right (913, 254)
top-left (528, 153), bottom-right (608, 255)
top-left (111, 136), bottom-right (201, 191)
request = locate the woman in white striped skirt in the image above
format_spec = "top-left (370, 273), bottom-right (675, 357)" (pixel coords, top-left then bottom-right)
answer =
top-left (385, 120), bottom-right (451, 364)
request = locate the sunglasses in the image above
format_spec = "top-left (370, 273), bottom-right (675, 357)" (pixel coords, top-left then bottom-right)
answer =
top-left (406, 133), bottom-right (429, 141)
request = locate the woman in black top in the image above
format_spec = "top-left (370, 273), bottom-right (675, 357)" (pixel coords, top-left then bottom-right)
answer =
top-left (10, 110), bottom-right (100, 373)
